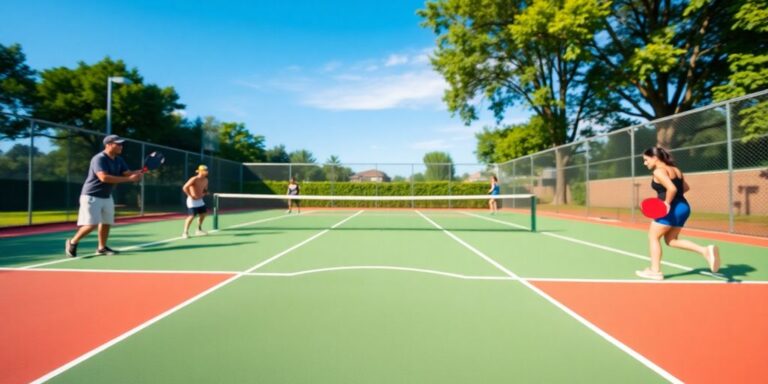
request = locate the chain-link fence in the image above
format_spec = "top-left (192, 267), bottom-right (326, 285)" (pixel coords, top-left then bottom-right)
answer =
top-left (0, 116), bottom-right (497, 226)
top-left (498, 89), bottom-right (768, 237)
top-left (5, 90), bottom-right (764, 236)
top-left (0, 116), bottom-right (243, 227)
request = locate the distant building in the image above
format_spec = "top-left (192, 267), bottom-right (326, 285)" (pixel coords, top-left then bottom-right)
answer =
top-left (465, 171), bottom-right (485, 182)
top-left (349, 169), bottom-right (391, 182)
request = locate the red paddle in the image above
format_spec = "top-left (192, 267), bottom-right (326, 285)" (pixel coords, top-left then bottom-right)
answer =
top-left (641, 198), bottom-right (668, 219)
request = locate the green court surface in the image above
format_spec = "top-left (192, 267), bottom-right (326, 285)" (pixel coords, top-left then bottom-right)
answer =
top-left (1, 209), bottom-right (767, 383)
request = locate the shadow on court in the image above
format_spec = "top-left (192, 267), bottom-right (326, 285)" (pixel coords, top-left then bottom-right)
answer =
top-left (224, 226), bottom-right (533, 233)
top-left (131, 241), bottom-right (254, 254)
top-left (664, 264), bottom-right (757, 283)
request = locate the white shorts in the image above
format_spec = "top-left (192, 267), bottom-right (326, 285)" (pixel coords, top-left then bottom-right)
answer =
top-left (77, 195), bottom-right (115, 226)
top-left (186, 197), bottom-right (205, 208)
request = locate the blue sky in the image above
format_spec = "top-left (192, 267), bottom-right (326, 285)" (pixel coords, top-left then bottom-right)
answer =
top-left (1, 0), bottom-right (530, 165)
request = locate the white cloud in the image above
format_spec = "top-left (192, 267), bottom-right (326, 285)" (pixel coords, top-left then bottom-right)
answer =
top-left (385, 54), bottom-right (409, 67)
top-left (304, 70), bottom-right (447, 110)
top-left (237, 48), bottom-right (450, 111)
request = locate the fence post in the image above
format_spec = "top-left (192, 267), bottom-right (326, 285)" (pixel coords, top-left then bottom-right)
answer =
top-left (726, 101), bottom-right (735, 233)
top-left (530, 156), bottom-right (534, 193)
top-left (66, 133), bottom-right (72, 222)
top-left (375, 164), bottom-right (379, 208)
top-left (512, 161), bottom-right (517, 208)
top-left (28, 121), bottom-right (35, 225)
top-left (411, 163), bottom-right (415, 208)
top-left (448, 163), bottom-right (452, 209)
top-left (239, 164), bottom-right (244, 193)
top-left (140, 143), bottom-right (145, 217)
top-left (630, 128), bottom-right (636, 222)
top-left (184, 152), bottom-right (189, 208)
top-left (585, 141), bottom-right (590, 218)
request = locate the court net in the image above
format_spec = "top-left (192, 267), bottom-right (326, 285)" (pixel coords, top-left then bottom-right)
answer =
top-left (212, 193), bottom-right (537, 232)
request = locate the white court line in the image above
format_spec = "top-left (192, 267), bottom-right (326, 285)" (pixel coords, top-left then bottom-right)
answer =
top-left (462, 211), bottom-right (727, 281)
top-left (525, 277), bottom-right (768, 285)
top-left (416, 210), bottom-right (683, 384)
top-left (17, 211), bottom-right (316, 270)
top-left (246, 210), bottom-right (365, 271)
top-left (31, 209), bottom-right (363, 384)
top-left (246, 265), bottom-right (514, 280)
top-left (0, 267), bottom-right (236, 275)
top-left (2, 266), bottom-right (761, 285)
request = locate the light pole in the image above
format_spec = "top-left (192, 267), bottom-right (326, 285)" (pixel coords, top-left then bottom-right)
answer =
top-left (106, 76), bottom-right (129, 135)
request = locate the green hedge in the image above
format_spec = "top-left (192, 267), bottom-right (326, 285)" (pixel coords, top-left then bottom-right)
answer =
top-left (243, 181), bottom-right (492, 208)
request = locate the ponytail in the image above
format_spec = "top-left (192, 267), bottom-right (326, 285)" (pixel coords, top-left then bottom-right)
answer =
top-left (643, 147), bottom-right (676, 166)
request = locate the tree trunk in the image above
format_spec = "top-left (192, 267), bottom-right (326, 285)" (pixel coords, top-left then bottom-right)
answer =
top-left (553, 148), bottom-right (570, 205)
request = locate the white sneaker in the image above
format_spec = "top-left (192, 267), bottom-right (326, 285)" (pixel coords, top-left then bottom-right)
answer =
top-left (195, 229), bottom-right (208, 236)
top-left (182, 233), bottom-right (189, 239)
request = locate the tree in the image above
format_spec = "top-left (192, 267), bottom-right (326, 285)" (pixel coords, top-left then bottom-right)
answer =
top-left (323, 155), bottom-right (353, 182)
top-left (712, 0), bottom-right (768, 141)
top-left (423, 151), bottom-right (455, 181)
top-left (475, 117), bottom-right (551, 164)
top-left (420, 0), bottom-right (610, 203)
top-left (591, 0), bottom-right (766, 146)
top-left (289, 149), bottom-right (316, 164)
top-left (0, 143), bottom-right (38, 178)
top-left (289, 149), bottom-right (323, 181)
top-left (0, 43), bottom-right (38, 140)
top-left (35, 57), bottom-right (185, 153)
top-left (265, 144), bottom-right (290, 163)
top-left (217, 121), bottom-right (265, 162)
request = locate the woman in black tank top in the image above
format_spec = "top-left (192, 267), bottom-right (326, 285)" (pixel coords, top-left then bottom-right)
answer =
top-left (636, 147), bottom-right (720, 280)
top-left (286, 177), bottom-right (301, 214)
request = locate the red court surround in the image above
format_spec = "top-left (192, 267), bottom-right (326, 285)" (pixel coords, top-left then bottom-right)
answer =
top-left (532, 280), bottom-right (768, 384)
top-left (0, 270), bottom-right (233, 384)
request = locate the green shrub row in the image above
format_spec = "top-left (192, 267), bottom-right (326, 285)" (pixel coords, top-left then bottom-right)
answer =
top-left (243, 181), bottom-right (494, 208)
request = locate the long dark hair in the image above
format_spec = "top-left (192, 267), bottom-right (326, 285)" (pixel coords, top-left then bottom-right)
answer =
top-left (643, 147), bottom-right (676, 166)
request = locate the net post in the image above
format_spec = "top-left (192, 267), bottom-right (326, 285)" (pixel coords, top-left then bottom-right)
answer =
top-left (213, 194), bottom-right (219, 230)
top-left (530, 195), bottom-right (537, 232)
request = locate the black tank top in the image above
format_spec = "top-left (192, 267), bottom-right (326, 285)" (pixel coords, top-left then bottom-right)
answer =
top-left (651, 177), bottom-right (686, 203)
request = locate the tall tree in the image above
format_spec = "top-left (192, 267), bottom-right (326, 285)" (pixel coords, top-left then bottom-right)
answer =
top-left (591, 0), bottom-right (765, 146)
top-left (712, 0), bottom-right (768, 141)
top-left (420, 0), bottom-right (610, 203)
top-left (323, 155), bottom-right (353, 181)
top-left (217, 121), bottom-right (266, 162)
top-left (423, 151), bottom-right (455, 181)
top-left (265, 144), bottom-right (290, 163)
top-left (475, 117), bottom-right (551, 164)
top-left (289, 149), bottom-right (316, 164)
top-left (289, 149), bottom-right (323, 181)
top-left (35, 57), bottom-right (184, 152)
top-left (0, 43), bottom-right (38, 139)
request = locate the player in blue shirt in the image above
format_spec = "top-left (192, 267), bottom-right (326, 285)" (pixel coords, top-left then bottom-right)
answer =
top-left (65, 135), bottom-right (142, 257)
